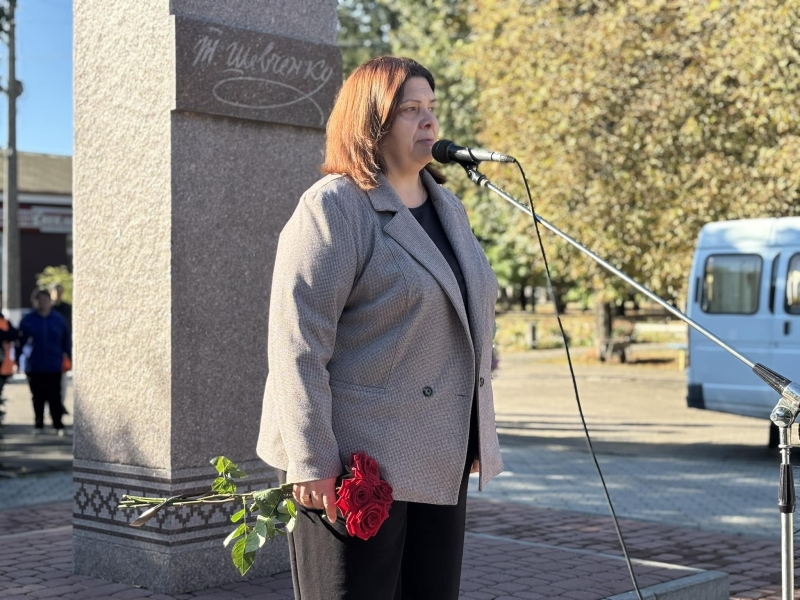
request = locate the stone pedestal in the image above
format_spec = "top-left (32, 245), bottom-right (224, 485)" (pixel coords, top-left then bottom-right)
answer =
top-left (72, 1), bottom-right (340, 593)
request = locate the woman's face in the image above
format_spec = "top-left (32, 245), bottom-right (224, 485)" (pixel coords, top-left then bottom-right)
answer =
top-left (380, 76), bottom-right (439, 176)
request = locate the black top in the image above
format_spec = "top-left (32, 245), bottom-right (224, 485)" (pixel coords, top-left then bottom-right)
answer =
top-left (409, 196), bottom-right (478, 464)
top-left (408, 198), bottom-right (468, 312)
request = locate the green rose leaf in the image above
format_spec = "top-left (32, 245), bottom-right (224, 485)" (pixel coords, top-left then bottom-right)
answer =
top-left (246, 524), bottom-right (266, 552)
top-left (213, 477), bottom-right (237, 495)
top-left (286, 516), bottom-right (296, 533)
top-left (266, 516), bottom-right (275, 540)
top-left (230, 508), bottom-right (246, 523)
top-left (227, 467), bottom-right (247, 479)
top-left (253, 488), bottom-right (283, 516)
top-left (276, 512), bottom-right (291, 524)
top-left (231, 537), bottom-right (256, 576)
top-left (209, 456), bottom-right (247, 479)
top-left (276, 499), bottom-right (297, 519)
top-left (223, 523), bottom-right (247, 548)
top-left (253, 514), bottom-right (276, 542)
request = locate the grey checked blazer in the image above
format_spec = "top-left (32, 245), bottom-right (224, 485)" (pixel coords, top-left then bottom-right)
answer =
top-left (256, 169), bottom-right (503, 505)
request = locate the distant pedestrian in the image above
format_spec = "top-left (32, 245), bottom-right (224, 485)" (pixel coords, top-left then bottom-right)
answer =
top-left (0, 312), bottom-right (18, 400)
top-left (19, 289), bottom-right (71, 436)
top-left (50, 284), bottom-right (72, 330)
top-left (50, 283), bottom-right (72, 414)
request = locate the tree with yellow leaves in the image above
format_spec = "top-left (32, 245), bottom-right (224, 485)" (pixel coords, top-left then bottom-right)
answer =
top-left (463, 0), bottom-right (800, 344)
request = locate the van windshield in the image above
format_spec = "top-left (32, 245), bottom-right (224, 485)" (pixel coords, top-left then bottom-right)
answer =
top-left (702, 254), bottom-right (761, 314)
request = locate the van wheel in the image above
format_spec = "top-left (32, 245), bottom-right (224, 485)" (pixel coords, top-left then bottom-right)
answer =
top-left (769, 422), bottom-right (780, 449)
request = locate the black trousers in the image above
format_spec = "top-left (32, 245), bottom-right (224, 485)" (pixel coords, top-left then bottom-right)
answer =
top-left (277, 455), bottom-right (471, 600)
top-left (278, 396), bottom-right (479, 600)
top-left (27, 372), bottom-right (64, 430)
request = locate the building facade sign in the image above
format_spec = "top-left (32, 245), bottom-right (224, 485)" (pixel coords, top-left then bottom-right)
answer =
top-left (0, 205), bottom-right (73, 234)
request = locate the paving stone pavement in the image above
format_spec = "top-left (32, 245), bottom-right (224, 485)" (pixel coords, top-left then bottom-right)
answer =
top-left (0, 472), bottom-right (73, 509)
top-left (467, 443), bottom-right (777, 539)
top-left (468, 352), bottom-right (787, 540)
top-left (2, 352), bottom-right (799, 598)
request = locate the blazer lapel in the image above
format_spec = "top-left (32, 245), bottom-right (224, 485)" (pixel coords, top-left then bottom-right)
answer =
top-left (424, 171), bottom-right (488, 367)
top-left (367, 173), bottom-right (473, 345)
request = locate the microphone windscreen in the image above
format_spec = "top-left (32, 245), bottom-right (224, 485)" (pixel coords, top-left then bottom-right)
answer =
top-left (431, 139), bottom-right (454, 164)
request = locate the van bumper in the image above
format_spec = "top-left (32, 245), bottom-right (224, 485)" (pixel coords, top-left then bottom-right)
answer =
top-left (686, 384), bottom-right (705, 409)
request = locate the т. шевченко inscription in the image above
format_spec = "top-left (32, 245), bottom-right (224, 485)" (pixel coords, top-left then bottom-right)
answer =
top-left (175, 16), bottom-right (342, 129)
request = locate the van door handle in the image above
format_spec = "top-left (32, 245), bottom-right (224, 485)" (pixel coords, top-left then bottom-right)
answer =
top-left (786, 321), bottom-right (792, 335)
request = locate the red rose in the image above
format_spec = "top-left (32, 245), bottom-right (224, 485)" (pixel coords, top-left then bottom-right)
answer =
top-left (350, 452), bottom-right (381, 484)
top-left (373, 480), bottom-right (393, 505)
top-left (346, 502), bottom-right (390, 540)
top-left (335, 479), bottom-right (354, 515)
top-left (335, 477), bottom-right (375, 516)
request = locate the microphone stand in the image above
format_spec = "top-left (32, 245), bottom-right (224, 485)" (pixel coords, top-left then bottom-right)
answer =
top-left (458, 161), bottom-right (800, 600)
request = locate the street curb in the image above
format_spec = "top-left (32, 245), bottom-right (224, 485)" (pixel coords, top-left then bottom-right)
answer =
top-left (604, 569), bottom-right (729, 600)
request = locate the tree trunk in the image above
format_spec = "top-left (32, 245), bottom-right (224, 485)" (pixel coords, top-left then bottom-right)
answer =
top-left (594, 301), bottom-right (613, 358)
top-left (519, 285), bottom-right (528, 311)
top-left (553, 287), bottom-right (567, 314)
top-left (498, 286), bottom-right (511, 312)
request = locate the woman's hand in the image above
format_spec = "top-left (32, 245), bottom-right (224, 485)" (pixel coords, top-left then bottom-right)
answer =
top-left (470, 459), bottom-right (480, 474)
top-left (293, 477), bottom-right (338, 523)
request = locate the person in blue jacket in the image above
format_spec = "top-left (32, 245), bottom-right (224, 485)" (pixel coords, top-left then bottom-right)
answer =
top-left (19, 288), bottom-right (71, 435)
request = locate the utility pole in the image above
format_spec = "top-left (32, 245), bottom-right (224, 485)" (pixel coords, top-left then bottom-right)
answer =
top-left (2, 0), bottom-right (20, 322)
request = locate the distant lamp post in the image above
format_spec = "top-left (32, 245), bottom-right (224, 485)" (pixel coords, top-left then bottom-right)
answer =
top-left (0, 0), bottom-right (21, 322)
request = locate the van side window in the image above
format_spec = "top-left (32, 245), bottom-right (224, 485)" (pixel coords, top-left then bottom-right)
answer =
top-left (701, 254), bottom-right (762, 314)
top-left (769, 253), bottom-right (781, 313)
top-left (786, 254), bottom-right (800, 315)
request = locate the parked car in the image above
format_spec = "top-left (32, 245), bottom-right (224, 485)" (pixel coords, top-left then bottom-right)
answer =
top-left (685, 217), bottom-right (800, 445)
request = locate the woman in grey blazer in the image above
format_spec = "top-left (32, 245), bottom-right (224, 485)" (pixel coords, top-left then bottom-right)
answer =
top-left (257, 56), bottom-right (503, 600)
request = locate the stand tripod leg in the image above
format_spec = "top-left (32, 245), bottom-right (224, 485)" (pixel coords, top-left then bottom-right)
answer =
top-left (777, 424), bottom-right (795, 600)
top-left (782, 511), bottom-right (793, 600)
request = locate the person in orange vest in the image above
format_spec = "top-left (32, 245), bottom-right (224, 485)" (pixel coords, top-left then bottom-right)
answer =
top-left (0, 311), bottom-right (18, 401)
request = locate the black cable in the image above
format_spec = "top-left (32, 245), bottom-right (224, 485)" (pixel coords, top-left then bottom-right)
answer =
top-left (513, 160), bottom-right (646, 600)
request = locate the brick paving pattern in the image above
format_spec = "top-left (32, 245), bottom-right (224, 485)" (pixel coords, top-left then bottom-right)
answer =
top-left (0, 498), bottom-right (796, 599)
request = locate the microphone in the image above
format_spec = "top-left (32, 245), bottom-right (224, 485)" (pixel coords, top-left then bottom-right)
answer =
top-left (431, 139), bottom-right (515, 165)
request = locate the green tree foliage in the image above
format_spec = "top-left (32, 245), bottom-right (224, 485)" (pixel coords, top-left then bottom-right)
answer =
top-left (337, 0), bottom-right (397, 75)
top-left (36, 265), bottom-right (73, 304)
top-left (464, 0), bottom-right (800, 306)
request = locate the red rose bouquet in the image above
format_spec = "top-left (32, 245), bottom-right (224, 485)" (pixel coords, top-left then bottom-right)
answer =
top-left (335, 452), bottom-right (393, 540)
top-left (119, 452), bottom-right (393, 575)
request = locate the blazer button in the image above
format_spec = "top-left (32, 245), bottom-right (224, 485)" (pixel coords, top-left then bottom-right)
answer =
top-left (422, 386), bottom-right (433, 397)
top-left (479, 377), bottom-right (485, 387)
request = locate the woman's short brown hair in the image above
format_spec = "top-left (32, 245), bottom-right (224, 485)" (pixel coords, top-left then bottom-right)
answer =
top-left (321, 56), bottom-right (446, 190)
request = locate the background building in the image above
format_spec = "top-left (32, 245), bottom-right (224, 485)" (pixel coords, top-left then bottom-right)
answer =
top-left (0, 152), bottom-right (72, 308)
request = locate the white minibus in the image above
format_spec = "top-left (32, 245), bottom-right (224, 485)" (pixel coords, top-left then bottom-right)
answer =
top-left (685, 217), bottom-right (800, 444)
